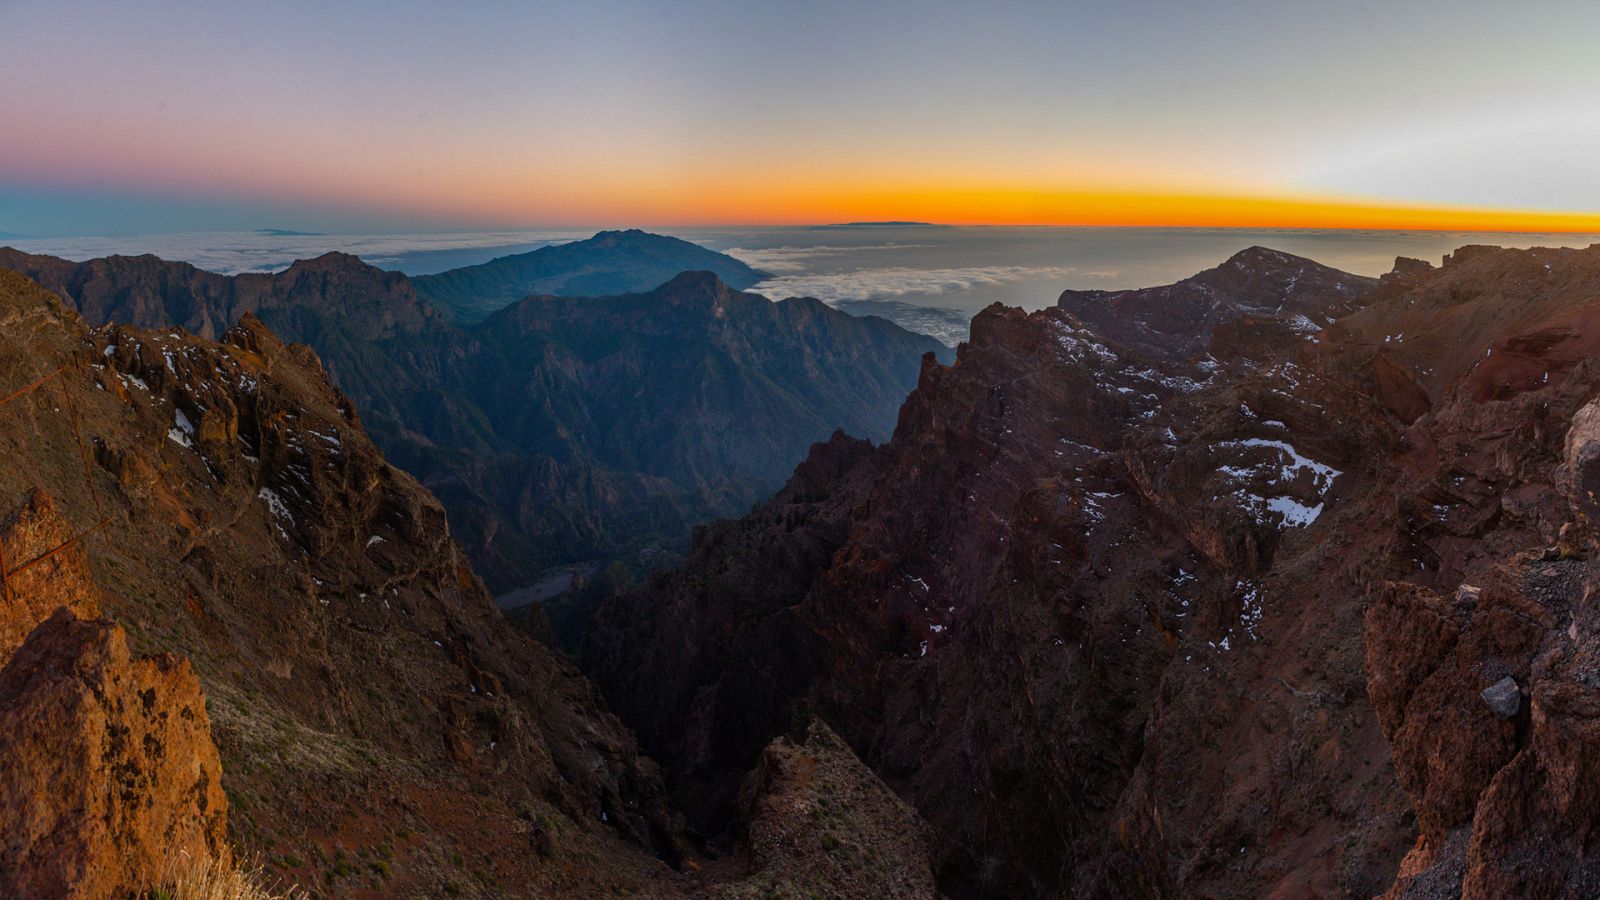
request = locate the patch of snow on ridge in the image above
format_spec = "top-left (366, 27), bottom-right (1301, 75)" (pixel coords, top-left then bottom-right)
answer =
top-left (1265, 496), bottom-right (1323, 527)
top-left (1219, 438), bottom-right (1340, 493)
top-left (257, 487), bottom-right (295, 542)
top-left (167, 408), bottom-right (195, 448)
top-left (1052, 317), bottom-right (1117, 364)
top-left (1217, 438), bottom-right (1341, 528)
top-left (1285, 314), bottom-right (1322, 333)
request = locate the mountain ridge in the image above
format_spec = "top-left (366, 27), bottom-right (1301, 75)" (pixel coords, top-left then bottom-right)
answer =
top-left (0, 265), bottom-right (951, 897)
top-left (586, 243), bottom-right (1600, 897)
top-left (412, 229), bottom-right (768, 322)
top-left (0, 243), bottom-right (946, 625)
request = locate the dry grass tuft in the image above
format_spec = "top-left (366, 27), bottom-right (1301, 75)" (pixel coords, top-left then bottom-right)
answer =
top-left (141, 851), bottom-right (304, 900)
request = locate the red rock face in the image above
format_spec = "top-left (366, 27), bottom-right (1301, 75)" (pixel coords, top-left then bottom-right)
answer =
top-left (713, 718), bottom-right (937, 898)
top-left (0, 490), bottom-right (228, 900)
top-left (0, 489), bottom-right (102, 658)
top-left (589, 244), bottom-right (1600, 897)
top-left (0, 609), bottom-right (230, 900)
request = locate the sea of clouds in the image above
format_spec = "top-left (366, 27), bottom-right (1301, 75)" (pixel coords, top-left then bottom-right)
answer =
top-left (741, 263), bottom-right (1094, 304)
top-left (724, 243), bottom-right (1117, 307)
top-left (2, 230), bottom-right (592, 276)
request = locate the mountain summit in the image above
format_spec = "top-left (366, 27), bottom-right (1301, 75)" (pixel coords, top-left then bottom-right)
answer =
top-left (1056, 245), bottom-right (1376, 361)
top-left (412, 229), bottom-right (768, 321)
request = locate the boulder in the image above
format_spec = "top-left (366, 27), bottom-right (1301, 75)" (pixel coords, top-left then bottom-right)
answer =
top-left (1481, 676), bottom-right (1521, 719)
top-left (0, 609), bottom-right (229, 899)
top-left (1563, 398), bottom-right (1600, 533)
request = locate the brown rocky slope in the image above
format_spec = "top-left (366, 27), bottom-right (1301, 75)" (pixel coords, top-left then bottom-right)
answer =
top-left (587, 243), bottom-right (1600, 898)
top-left (0, 269), bottom-right (682, 896)
top-left (0, 268), bottom-right (933, 898)
top-left (0, 245), bottom-right (947, 611)
top-left (0, 489), bottom-right (229, 899)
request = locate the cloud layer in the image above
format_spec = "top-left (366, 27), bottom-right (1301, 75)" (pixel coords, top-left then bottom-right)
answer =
top-left (744, 264), bottom-right (1095, 304)
top-left (724, 243), bottom-right (930, 273)
top-left (2, 230), bottom-right (591, 276)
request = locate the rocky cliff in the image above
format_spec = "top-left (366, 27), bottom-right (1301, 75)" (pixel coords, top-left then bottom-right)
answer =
top-left (0, 269), bottom-right (683, 896)
top-left (0, 267), bottom-right (932, 897)
top-left (0, 489), bottom-right (229, 900)
top-left (588, 243), bottom-right (1600, 898)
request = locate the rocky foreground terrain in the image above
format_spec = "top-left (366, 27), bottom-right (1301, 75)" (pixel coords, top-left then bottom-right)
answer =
top-left (587, 244), bottom-right (1600, 897)
top-left (0, 271), bottom-right (930, 897)
top-left (9, 242), bottom-right (1600, 898)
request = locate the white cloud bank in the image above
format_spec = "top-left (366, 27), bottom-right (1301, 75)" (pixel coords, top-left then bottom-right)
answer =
top-left (724, 243), bottom-right (930, 273)
top-left (744, 265), bottom-right (1095, 304)
top-left (3, 230), bottom-right (593, 275)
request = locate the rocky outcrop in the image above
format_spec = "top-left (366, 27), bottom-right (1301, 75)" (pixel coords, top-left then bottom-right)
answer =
top-left (0, 488), bottom-right (228, 899)
top-left (0, 489), bottom-right (101, 659)
top-left (1563, 397), bottom-right (1600, 531)
top-left (0, 609), bottom-right (230, 900)
top-left (706, 719), bottom-right (936, 899)
top-left (1363, 381), bottom-right (1600, 898)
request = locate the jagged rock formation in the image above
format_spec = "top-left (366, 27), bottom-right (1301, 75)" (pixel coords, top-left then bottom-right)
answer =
top-left (0, 490), bottom-right (101, 658)
top-left (588, 243), bottom-right (1600, 898)
top-left (0, 490), bottom-right (229, 899)
top-left (0, 245), bottom-right (946, 624)
top-left (412, 228), bottom-right (768, 322)
top-left (708, 718), bottom-right (937, 899)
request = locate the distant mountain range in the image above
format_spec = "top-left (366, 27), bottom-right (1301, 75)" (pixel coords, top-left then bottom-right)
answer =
top-left (812, 221), bottom-right (948, 229)
top-left (412, 228), bottom-right (768, 322)
top-left (0, 235), bottom-right (948, 627)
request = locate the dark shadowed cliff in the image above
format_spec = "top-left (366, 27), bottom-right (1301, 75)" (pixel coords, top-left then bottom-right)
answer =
top-left (588, 243), bottom-right (1600, 898)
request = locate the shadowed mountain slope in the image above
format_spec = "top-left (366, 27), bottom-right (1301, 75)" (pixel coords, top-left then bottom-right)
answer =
top-left (412, 229), bottom-right (768, 322)
top-left (0, 267), bottom-right (945, 897)
top-left (1056, 245), bottom-right (1377, 361)
top-left (588, 244), bottom-right (1600, 898)
top-left (0, 245), bottom-right (946, 615)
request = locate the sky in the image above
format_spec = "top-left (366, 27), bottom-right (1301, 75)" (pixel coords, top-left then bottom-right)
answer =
top-left (4, 0), bottom-right (1600, 235)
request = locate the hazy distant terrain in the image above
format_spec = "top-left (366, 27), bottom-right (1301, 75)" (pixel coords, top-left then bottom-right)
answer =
top-left (15, 225), bottom-right (1600, 321)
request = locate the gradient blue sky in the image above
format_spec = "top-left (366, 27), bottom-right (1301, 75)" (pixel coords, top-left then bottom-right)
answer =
top-left (3, 0), bottom-right (1599, 234)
